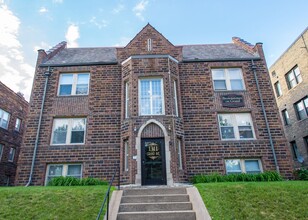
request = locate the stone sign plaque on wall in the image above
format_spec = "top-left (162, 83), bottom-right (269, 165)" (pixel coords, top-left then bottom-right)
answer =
top-left (221, 94), bottom-right (244, 108)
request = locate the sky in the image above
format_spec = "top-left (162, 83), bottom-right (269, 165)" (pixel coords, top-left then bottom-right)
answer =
top-left (0, 0), bottom-right (307, 101)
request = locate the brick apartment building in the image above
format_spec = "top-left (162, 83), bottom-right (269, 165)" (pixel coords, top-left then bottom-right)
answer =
top-left (16, 24), bottom-right (293, 186)
top-left (269, 27), bottom-right (308, 168)
top-left (0, 82), bottom-right (28, 186)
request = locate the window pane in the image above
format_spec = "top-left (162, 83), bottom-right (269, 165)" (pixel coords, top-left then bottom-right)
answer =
top-left (52, 119), bottom-right (68, 144)
top-left (230, 79), bottom-right (244, 90)
top-left (76, 74), bottom-right (89, 95)
top-left (59, 74), bottom-right (73, 95)
top-left (152, 80), bottom-right (162, 114)
top-left (294, 67), bottom-right (302, 83)
top-left (0, 144), bottom-right (3, 159)
top-left (239, 126), bottom-right (253, 139)
top-left (221, 127), bottom-right (235, 139)
top-left (287, 72), bottom-right (296, 88)
top-left (228, 68), bottom-right (242, 79)
top-left (304, 98), bottom-right (308, 113)
top-left (245, 160), bottom-right (261, 174)
top-left (71, 119), bottom-right (85, 143)
top-left (0, 110), bottom-right (10, 129)
top-left (48, 165), bottom-right (63, 176)
top-left (67, 165), bottom-right (82, 177)
top-left (8, 148), bottom-right (15, 162)
top-left (219, 114), bottom-right (233, 126)
top-left (296, 101), bottom-right (307, 120)
top-left (214, 80), bottom-right (227, 90)
top-left (282, 110), bottom-right (290, 125)
top-left (59, 85), bottom-right (72, 95)
top-left (226, 160), bottom-right (242, 174)
top-left (212, 69), bottom-right (225, 79)
top-left (140, 79), bottom-right (163, 115)
top-left (15, 118), bottom-right (21, 131)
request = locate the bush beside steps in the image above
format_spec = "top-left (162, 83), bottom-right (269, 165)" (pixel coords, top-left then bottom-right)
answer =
top-left (192, 171), bottom-right (283, 184)
top-left (47, 177), bottom-right (108, 186)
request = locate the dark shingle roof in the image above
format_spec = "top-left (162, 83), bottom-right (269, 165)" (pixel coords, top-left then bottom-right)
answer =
top-left (182, 44), bottom-right (259, 61)
top-left (41, 47), bottom-right (117, 66)
top-left (41, 43), bottom-right (260, 66)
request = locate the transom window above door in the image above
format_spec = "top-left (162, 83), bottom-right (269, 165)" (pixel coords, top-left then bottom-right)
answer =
top-left (212, 68), bottom-right (245, 91)
top-left (58, 73), bottom-right (90, 96)
top-left (139, 78), bottom-right (164, 115)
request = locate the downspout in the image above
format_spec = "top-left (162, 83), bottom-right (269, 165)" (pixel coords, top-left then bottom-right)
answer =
top-left (251, 60), bottom-right (279, 173)
top-left (167, 57), bottom-right (179, 182)
top-left (26, 67), bottom-right (52, 186)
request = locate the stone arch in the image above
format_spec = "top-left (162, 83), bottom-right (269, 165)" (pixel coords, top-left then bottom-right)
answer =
top-left (135, 119), bottom-right (173, 185)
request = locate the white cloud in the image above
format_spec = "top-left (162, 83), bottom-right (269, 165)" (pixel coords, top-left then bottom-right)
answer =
top-left (33, 41), bottom-right (51, 52)
top-left (0, 3), bottom-right (34, 101)
top-left (39, 7), bottom-right (48, 13)
top-left (112, 3), bottom-right (125, 14)
top-left (90, 16), bottom-right (108, 29)
top-left (65, 24), bottom-right (80, 48)
top-left (133, 0), bottom-right (149, 21)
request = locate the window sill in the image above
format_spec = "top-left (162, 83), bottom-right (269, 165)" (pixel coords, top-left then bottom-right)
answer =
top-left (57, 95), bottom-right (88, 97)
top-left (221, 138), bottom-right (256, 141)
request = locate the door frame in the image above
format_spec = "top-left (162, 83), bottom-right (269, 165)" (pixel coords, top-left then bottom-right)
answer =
top-left (141, 138), bottom-right (167, 185)
top-left (135, 119), bottom-right (173, 186)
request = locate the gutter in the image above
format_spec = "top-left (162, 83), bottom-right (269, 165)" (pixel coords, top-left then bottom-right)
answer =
top-left (182, 57), bottom-right (261, 63)
top-left (40, 61), bottom-right (117, 67)
top-left (26, 67), bottom-right (52, 186)
top-left (251, 60), bottom-right (279, 173)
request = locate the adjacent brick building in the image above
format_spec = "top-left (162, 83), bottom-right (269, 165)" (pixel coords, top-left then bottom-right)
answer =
top-left (269, 27), bottom-right (308, 168)
top-left (16, 24), bottom-right (293, 186)
top-left (0, 81), bottom-right (28, 186)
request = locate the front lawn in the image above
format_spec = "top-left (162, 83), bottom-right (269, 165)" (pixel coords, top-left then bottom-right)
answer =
top-left (0, 185), bottom-right (112, 220)
top-left (196, 181), bottom-right (308, 220)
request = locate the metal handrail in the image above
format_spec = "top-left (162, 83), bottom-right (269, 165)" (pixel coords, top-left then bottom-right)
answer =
top-left (96, 167), bottom-right (120, 220)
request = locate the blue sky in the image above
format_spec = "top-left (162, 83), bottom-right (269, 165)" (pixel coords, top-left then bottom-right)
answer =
top-left (0, 0), bottom-right (307, 101)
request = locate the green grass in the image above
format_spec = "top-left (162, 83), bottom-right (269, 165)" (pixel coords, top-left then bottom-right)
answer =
top-left (195, 181), bottom-right (308, 220)
top-left (0, 185), bottom-right (113, 220)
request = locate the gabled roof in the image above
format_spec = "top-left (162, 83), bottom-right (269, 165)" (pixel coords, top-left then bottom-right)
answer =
top-left (182, 44), bottom-right (259, 61)
top-left (41, 47), bottom-right (117, 66)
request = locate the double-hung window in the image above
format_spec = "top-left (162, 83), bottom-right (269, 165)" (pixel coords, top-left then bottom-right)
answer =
top-left (15, 118), bottom-right (21, 131)
top-left (8, 148), bottom-right (15, 162)
top-left (0, 109), bottom-right (10, 129)
top-left (218, 113), bottom-right (255, 140)
top-left (51, 118), bottom-right (86, 145)
top-left (173, 81), bottom-right (179, 116)
top-left (294, 97), bottom-right (308, 120)
top-left (58, 73), bottom-right (90, 96)
top-left (212, 68), bottom-right (245, 91)
top-left (139, 78), bottom-right (164, 115)
top-left (124, 140), bottom-right (129, 172)
top-left (286, 66), bottom-right (302, 89)
top-left (274, 81), bottom-right (282, 97)
top-left (225, 159), bottom-right (262, 174)
top-left (46, 164), bottom-right (82, 184)
top-left (125, 82), bottom-right (130, 118)
top-left (281, 109), bottom-right (290, 125)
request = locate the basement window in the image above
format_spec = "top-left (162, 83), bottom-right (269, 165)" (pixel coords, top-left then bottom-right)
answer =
top-left (225, 159), bottom-right (262, 174)
top-left (45, 164), bottom-right (82, 185)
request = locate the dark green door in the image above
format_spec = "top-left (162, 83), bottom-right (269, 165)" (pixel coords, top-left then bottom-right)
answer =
top-left (141, 138), bottom-right (166, 185)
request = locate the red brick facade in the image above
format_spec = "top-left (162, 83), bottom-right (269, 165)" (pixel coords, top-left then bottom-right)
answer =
top-left (0, 82), bottom-right (28, 186)
top-left (16, 24), bottom-right (293, 186)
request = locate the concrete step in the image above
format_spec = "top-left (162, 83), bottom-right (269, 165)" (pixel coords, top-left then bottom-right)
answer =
top-left (121, 194), bottom-right (190, 204)
top-left (119, 202), bottom-right (193, 212)
top-left (122, 187), bottom-right (187, 196)
top-left (117, 210), bottom-right (196, 220)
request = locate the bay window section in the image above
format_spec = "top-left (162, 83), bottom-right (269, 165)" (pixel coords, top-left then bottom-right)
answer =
top-left (139, 78), bottom-right (164, 115)
top-left (58, 73), bottom-right (90, 96)
top-left (218, 113), bottom-right (255, 140)
top-left (51, 118), bottom-right (86, 145)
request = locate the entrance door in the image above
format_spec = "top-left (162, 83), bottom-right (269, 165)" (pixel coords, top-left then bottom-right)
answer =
top-left (141, 138), bottom-right (166, 185)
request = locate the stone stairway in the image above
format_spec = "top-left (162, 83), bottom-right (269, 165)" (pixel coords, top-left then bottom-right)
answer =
top-left (116, 187), bottom-right (196, 220)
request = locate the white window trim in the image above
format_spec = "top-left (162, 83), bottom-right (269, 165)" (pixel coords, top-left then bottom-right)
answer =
top-left (212, 68), bottom-right (245, 91)
top-left (0, 109), bottom-right (10, 130)
top-left (15, 118), bottom-right (21, 131)
top-left (45, 164), bottom-right (83, 185)
top-left (125, 82), bottom-right (130, 118)
top-left (225, 159), bottom-right (263, 174)
top-left (138, 78), bottom-right (165, 116)
top-left (51, 118), bottom-right (86, 145)
top-left (58, 73), bottom-right (90, 96)
top-left (218, 113), bottom-right (255, 140)
top-left (124, 140), bottom-right (129, 172)
top-left (174, 81), bottom-right (179, 117)
top-left (177, 139), bottom-right (183, 170)
top-left (8, 148), bottom-right (15, 162)
top-left (0, 144), bottom-right (3, 161)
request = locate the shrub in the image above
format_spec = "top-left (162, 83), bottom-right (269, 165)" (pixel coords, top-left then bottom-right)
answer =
top-left (47, 177), bottom-right (108, 186)
top-left (192, 171), bottom-right (283, 184)
top-left (294, 168), bottom-right (308, 180)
